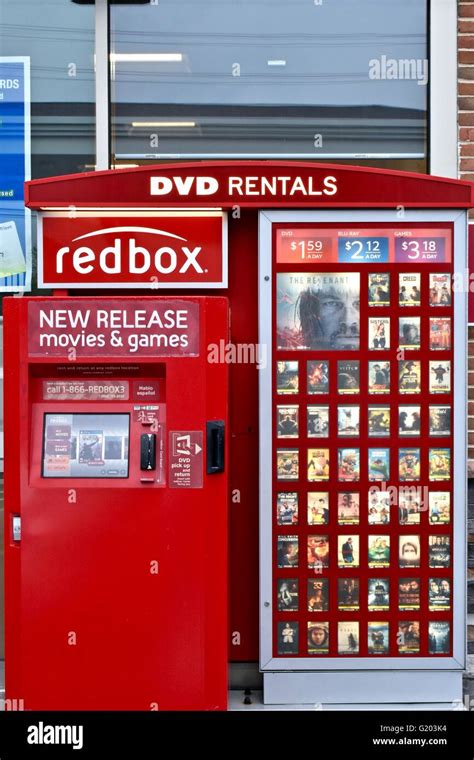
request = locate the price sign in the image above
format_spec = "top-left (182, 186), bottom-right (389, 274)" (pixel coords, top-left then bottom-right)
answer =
top-left (395, 237), bottom-right (446, 263)
top-left (338, 237), bottom-right (389, 263)
top-left (276, 232), bottom-right (334, 263)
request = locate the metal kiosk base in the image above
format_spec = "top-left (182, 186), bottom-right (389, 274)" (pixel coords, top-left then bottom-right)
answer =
top-left (263, 671), bottom-right (463, 708)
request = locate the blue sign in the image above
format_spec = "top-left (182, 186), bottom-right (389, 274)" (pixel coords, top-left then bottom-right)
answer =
top-left (0, 57), bottom-right (31, 291)
top-left (338, 237), bottom-right (390, 263)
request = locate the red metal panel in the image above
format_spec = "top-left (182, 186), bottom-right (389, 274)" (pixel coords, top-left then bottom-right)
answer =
top-left (4, 296), bottom-right (229, 710)
top-left (25, 161), bottom-right (474, 209)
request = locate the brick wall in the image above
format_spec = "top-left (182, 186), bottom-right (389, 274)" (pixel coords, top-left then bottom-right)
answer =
top-left (460, 2), bottom-right (474, 684)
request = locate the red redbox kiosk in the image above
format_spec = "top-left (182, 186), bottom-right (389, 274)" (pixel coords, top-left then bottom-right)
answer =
top-left (5, 161), bottom-right (474, 709)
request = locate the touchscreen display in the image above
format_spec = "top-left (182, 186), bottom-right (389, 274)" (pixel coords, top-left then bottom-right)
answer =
top-left (42, 413), bottom-right (129, 478)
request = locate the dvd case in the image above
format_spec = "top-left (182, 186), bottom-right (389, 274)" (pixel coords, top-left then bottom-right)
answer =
top-left (398, 621), bottom-right (420, 654)
top-left (276, 449), bottom-right (299, 480)
top-left (307, 622), bottom-right (329, 655)
top-left (429, 360), bottom-right (451, 394)
top-left (277, 579), bottom-right (299, 611)
top-left (368, 362), bottom-right (390, 394)
top-left (368, 317), bottom-right (390, 350)
top-left (428, 621), bottom-right (450, 654)
top-left (338, 360), bottom-right (360, 394)
top-left (277, 621), bottom-right (299, 655)
top-left (307, 405), bottom-right (330, 438)
top-left (398, 578), bottom-right (420, 611)
top-left (276, 405), bottom-right (299, 438)
top-left (307, 360), bottom-right (329, 394)
top-left (338, 622), bottom-right (359, 655)
top-left (307, 579), bottom-right (329, 612)
top-left (276, 491), bottom-right (298, 526)
top-left (399, 273), bottom-right (421, 306)
top-left (276, 361), bottom-right (299, 394)
top-left (368, 273), bottom-right (390, 307)
top-left (429, 273), bottom-right (451, 306)
top-left (337, 405), bottom-right (360, 436)
top-left (338, 492), bottom-right (360, 525)
top-left (368, 405), bottom-right (390, 436)
top-left (338, 535), bottom-right (360, 568)
top-left (308, 448), bottom-right (330, 481)
top-left (399, 535), bottom-right (421, 568)
top-left (368, 621), bottom-right (389, 654)
top-left (368, 578), bottom-right (390, 611)
top-left (338, 578), bottom-right (360, 611)
top-left (307, 492), bottom-right (329, 525)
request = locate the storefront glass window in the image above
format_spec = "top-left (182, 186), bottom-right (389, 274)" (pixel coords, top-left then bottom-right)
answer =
top-left (0, 0), bottom-right (95, 178)
top-left (110, 0), bottom-right (427, 169)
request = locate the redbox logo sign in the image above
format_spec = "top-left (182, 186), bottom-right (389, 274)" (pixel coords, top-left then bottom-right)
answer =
top-left (38, 213), bottom-right (227, 289)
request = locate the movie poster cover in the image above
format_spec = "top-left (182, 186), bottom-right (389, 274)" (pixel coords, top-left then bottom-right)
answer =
top-left (368, 621), bottom-right (389, 654)
top-left (398, 621), bottom-right (420, 654)
top-left (428, 535), bottom-right (451, 568)
top-left (399, 273), bottom-right (421, 306)
top-left (429, 273), bottom-right (452, 306)
top-left (338, 535), bottom-right (359, 568)
top-left (307, 535), bottom-right (330, 569)
top-left (399, 360), bottom-right (421, 394)
top-left (429, 405), bottom-right (451, 436)
top-left (368, 535), bottom-right (390, 568)
top-left (429, 317), bottom-right (451, 351)
top-left (429, 492), bottom-right (450, 525)
top-left (368, 362), bottom-right (390, 394)
top-left (338, 448), bottom-right (360, 482)
top-left (307, 406), bottom-right (329, 438)
top-left (368, 273), bottom-right (390, 306)
top-left (399, 535), bottom-right (421, 568)
top-left (307, 579), bottom-right (329, 612)
top-left (368, 317), bottom-right (390, 350)
top-left (368, 405), bottom-right (390, 436)
top-left (399, 448), bottom-right (421, 481)
top-left (307, 360), bottom-right (329, 394)
top-left (398, 489), bottom-right (422, 525)
top-left (277, 579), bottom-right (299, 611)
top-left (428, 621), bottom-right (450, 654)
top-left (429, 360), bottom-right (451, 394)
top-left (276, 361), bottom-right (299, 395)
top-left (277, 272), bottom-right (360, 351)
top-left (337, 405), bottom-right (360, 436)
top-left (337, 492), bottom-right (360, 525)
top-left (338, 578), bottom-right (359, 611)
top-left (307, 448), bottom-right (330, 481)
top-left (398, 405), bottom-right (421, 436)
top-left (307, 492), bottom-right (329, 525)
top-left (78, 430), bottom-right (104, 464)
top-left (429, 448), bottom-right (451, 481)
top-left (338, 622), bottom-right (359, 655)
top-left (307, 622), bottom-right (329, 655)
top-left (276, 491), bottom-right (298, 525)
top-left (277, 621), bottom-right (299, 655)
top-left (398, 578), bottom-right (420, 611)
top-left (368, 578), bottom-right (390, 611)
top-left (276, 405), bottom-right (299, 438)
top-left (337, 360), bottom-right (360, 394)
top-left (429, 578), bottom-right (451, 611)
top-left (277, 535), bottom-right (299, 568)
top-left (276, 449), bottom-right (299, 480)
top-left (368, 489), bottom-right (391, 525)
top-left (368, 448), bottom-right (390, 481)
top-left (398, 316), bottom-right (420, 350)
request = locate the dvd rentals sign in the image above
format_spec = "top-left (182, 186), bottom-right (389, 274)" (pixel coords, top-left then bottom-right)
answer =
top-left (38, 212), bottom-right (227, 289)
